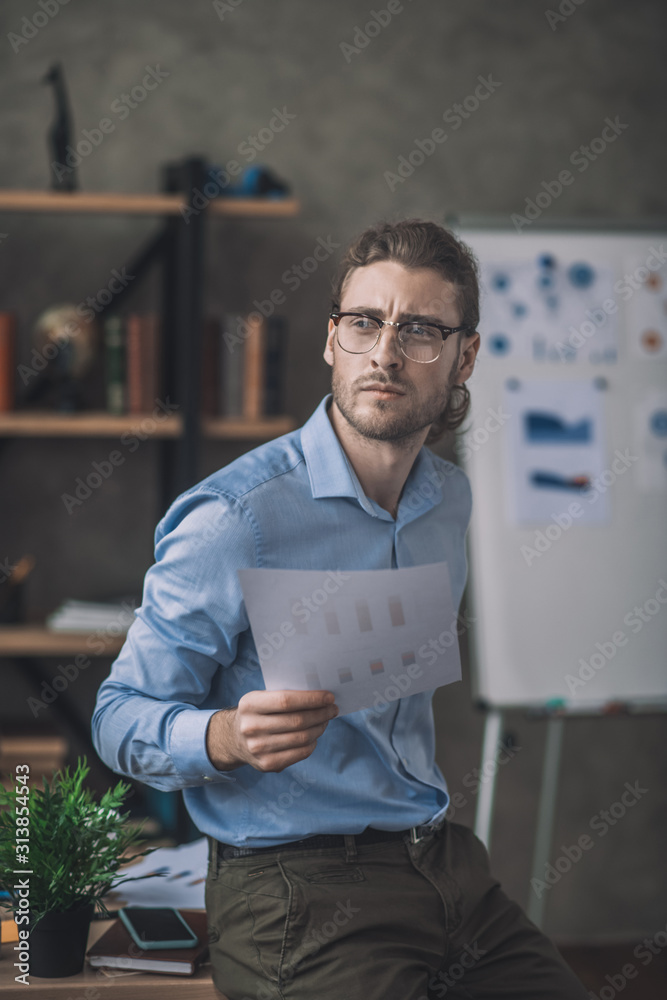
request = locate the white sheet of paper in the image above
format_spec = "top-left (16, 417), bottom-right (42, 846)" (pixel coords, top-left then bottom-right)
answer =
top-left (238, 563), bottom-right (462, 716)
top-left (106, 838), bottom-right (207, 909)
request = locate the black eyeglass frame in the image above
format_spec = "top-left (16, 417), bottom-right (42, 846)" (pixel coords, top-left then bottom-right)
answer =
top-left (329, 311), bottom-right (470, 363)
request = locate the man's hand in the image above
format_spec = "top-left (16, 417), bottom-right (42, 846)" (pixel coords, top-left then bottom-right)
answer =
top-left (205, 689), bottom-right (339, 774)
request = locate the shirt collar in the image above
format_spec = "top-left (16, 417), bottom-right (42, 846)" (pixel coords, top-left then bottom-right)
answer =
top-left (300, 394), bottom-right (444, 520)
top-left (397, 446), bottom-right (444, 522)
top-left (300, 394), bottom-right (360, 502)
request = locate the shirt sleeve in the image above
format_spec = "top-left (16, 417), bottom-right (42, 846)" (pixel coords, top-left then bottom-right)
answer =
top-left (91, 487), bottom-right (258, 791)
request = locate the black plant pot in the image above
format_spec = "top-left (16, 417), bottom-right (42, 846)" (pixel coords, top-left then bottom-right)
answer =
top-left (28, 901), bottom-right (95, 977)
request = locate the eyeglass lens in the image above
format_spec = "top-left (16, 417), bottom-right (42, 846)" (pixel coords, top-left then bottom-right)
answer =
top-left (337, 315), bottom-right (442, 362)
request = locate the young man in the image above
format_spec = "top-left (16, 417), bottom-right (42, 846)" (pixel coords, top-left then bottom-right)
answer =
top-left (92, 219), bottom-right (588, 999)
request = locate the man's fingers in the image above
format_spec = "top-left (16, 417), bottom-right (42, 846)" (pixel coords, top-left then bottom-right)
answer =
top-left (240, 705), bottom-right (337, 738)
top-left (234, 689), bottom-right (339, 773)
top-left (245, 721), bottom-right (329, 757)
top-left (242, 689), bottom-right (336, 714)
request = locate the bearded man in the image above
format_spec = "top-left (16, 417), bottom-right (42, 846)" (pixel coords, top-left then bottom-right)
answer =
top-left (93, 218), bottom-right (588, 999)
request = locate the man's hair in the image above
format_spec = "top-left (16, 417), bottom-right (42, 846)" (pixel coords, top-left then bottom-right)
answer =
top-left (330, 218), bottom-right (480, 443)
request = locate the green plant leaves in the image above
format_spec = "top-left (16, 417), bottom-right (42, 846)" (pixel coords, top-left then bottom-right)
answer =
top-left (0, 755), bottom-right (159, 927)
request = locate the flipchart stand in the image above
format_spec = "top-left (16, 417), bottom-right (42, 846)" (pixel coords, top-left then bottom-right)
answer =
top-left (473, 707), bottom-right (564, 928)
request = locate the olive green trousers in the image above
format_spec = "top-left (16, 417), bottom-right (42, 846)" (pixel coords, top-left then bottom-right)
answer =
top-left (205, 819), bottom-right (589, 999)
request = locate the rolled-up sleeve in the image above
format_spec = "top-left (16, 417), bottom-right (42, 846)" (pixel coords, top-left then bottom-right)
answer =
top-left (91, 487), bottom-right (257, 791)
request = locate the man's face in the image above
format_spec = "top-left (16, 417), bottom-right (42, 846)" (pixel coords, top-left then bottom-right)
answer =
top-left (323, 260), bottom-right (478, 445)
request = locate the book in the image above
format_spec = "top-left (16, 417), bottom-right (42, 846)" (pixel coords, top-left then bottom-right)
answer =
top-left (104, 315), bottom-right (125, 414)
top-left (126, 313), bottom-right (160, 414)
top-left (0, 312), bottom-right (16, 412)
top-left (219, 312), bottom-right (245, 417)
top-left (201, 316), bottom-right (220, 417)
top-left (264, 315), bottom-right (287, 416)
top-left (86, 908), bottom-right (209, 976)
top-left (242, 312), bottom-right (265, 420)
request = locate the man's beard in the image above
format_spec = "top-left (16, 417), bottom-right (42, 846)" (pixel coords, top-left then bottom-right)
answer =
top-left (330, 356), bottom-right (458, 446)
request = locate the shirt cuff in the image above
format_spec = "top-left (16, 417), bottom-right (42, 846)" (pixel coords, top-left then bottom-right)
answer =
top-left (169, 709), bottom-right (238, 784)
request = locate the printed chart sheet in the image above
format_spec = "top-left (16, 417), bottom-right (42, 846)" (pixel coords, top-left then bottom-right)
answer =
top-left (238, 563), bottom-right (461, 715)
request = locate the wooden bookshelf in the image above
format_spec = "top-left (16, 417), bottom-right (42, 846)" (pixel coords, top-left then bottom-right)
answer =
top-left (0, 168), bottom-right (299, 843)
top-left (0, 625), bottom-right (126, 657)
top-left (0, 410), bottom-right (296, 438)
top-left (0, 189), bottom-right (299, 217)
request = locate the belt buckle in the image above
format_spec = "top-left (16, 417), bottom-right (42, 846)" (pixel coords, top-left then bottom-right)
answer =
top-left (410, 821), bottom-right (438, 844)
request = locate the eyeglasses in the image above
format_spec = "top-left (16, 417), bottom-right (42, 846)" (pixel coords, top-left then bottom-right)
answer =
top-left (329, 312), bottom-right (469, 364)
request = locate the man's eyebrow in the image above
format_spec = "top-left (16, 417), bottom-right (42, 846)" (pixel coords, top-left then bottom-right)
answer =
top-left (343, 305), bottom-right (449, 324)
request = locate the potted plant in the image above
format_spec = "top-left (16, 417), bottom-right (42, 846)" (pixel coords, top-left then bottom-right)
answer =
top-left (0, 756), bottom-right (159, 978)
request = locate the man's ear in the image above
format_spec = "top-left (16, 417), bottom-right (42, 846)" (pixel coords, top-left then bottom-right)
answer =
top-left (323, 318), bottom-right (336, 367)
top-left (454, 331), bottom-right (480, 384)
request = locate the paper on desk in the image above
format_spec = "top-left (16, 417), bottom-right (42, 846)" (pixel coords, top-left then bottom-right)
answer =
top-left (107, 838), bottom-right (207, 909)
top-left (238, 562), bottom-right (462, 716)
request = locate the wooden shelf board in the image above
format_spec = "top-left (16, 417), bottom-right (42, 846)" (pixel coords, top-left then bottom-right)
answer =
top-left (0, 625), bottom-right (126, 657)
top-left (0, 410), bottom-right (296, 438)
top-left (0, 410), bottom-right (180, 437)
top-left (0, 189), bottom-right (299, 217)
top-left (0, 190), bottom-right (183, 214)
top-left (209, 197), bottom-right (299, 217)
top-left (202, 415), bottom-right (296, 438)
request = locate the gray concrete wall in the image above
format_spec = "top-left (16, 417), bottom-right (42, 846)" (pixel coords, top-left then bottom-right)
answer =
top-left (0, 0), bottom-right (665, 940)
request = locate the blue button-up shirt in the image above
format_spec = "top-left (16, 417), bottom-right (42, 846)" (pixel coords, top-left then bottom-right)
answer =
top-left (92, 394), bottom-right (472, 847)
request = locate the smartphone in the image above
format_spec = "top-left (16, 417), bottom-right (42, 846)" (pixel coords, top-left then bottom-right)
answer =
top-left (118, 907), bottom-right (199, 950)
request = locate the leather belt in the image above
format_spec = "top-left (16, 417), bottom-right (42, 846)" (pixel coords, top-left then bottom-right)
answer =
top-left (214, 821), bottom-right (442, 859)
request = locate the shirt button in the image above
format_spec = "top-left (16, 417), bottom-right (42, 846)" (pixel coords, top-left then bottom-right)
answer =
top-left (203, 776), bottom-right (212, 781)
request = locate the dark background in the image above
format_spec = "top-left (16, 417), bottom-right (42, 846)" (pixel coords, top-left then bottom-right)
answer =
top-left (0, 0), bottom-right (665, 941)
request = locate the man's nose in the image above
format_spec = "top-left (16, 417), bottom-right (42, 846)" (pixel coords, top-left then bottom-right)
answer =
top-left (370, 325), bottom-right (404, 368)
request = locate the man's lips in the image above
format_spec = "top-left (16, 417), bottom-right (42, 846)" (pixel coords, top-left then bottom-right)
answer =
top-left (360, 383), bottom-right (405, 396)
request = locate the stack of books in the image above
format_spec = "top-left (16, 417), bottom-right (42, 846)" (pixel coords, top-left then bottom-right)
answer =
top-left (45, 596), bottom-right (137, 632)
top-left (86, 909), bottom-right (209, 976)
top-left (105, 311), bottom-right (288, 420)
top-left (202, 312), bottom-right (288, 420)
top-left (0, 310), bottom-right (288, 420)
top-left (104, 313), bottom-right (160, 415)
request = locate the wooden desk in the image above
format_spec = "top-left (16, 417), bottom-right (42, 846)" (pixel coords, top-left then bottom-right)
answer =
top-left (0, 914), bottom-right (228, 999)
